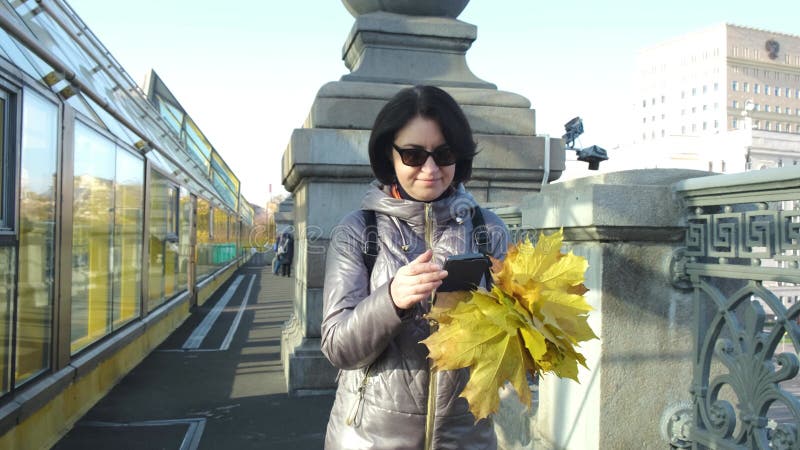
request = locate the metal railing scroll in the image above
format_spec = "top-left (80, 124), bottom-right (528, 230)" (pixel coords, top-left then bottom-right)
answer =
top-left (673, 167), bottom-right (800, 450)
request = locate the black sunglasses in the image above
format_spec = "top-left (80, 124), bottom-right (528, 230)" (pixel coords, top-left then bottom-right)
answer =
top-left (391, 143), bottom-right (458, 167)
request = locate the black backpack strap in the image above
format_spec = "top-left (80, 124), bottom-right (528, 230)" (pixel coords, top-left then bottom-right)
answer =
top-left (361, 209), bottom-right (379, 274)
top-left (471, 207), bottom-right (493, 288)
top-left (471, 207), bottom-right (489, 256)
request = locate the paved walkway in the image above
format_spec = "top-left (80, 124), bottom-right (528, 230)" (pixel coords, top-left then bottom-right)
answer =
top-left (53, 265), bottom-right (334, 450)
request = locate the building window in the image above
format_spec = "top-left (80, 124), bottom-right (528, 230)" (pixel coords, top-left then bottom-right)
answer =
top-left (731, 81), bottom-right (738, 91)
top-left (643, 117), bottom-right (646, 123)
top-left (766, 85), bottom-right (771, 96)
top-left (754, 84), bottom-right (760, 94)
top-left (776, 106), bottom-right (781, 114)
top-left (733, 100), bottom-right (739, 108)
top-left (661, 114), bottom-right (665, 119)
top-left (765, 105), bottom-right (771, 112)
top-left (692, 87), bottom-right (697, 96)
top-left (703, 122), bottom-right (707, 130)
top-left (17, 90), bottom-right (59, 386)
top-left (651, 98), bottom-right (656, 105)
top-left (681, 125), bottom-right (686, 134)
top-left (775, 86), bottom-right (781, 96)
top-left (732, 118), bottom-right (738, 129)
top-left (787, 88), bottom-right (793, 98)
top-left (765, 121), bottom-right (771, 130)
top-left (681, 91), bottom-right (685, 99)
top-left (744, 82), bottom-right (749, 92)
top-left (703, 105), bottom-right (708, 111)
top-left (642, 100), bottom-right (646, 108)
top-left (661, 95), bottom-right (665, 103)
top-left (0, 83), bottom-right (19, 396)
top-left (692, 107), bottom-right (697, 113)
top-left (692, 124), bottom-right (697, 132)
top-left (753, 120), bottom-right (760, 129)
top-left (71, 122), bottom-right (145, 354)
top-left (714, 82), bottom-right (719, 91)
top-left (714, 120), bottom-right (719, 129)
top-left (661, 129), bottom-right (665, 137)
top-left (0, 88), bottom-right (16, 235)
top-left (755, 103), bottom-right (760, 111)
top-left (146, 170), bottom-right (180, 311)
top-left (703, 85), bottom-right (708, 94)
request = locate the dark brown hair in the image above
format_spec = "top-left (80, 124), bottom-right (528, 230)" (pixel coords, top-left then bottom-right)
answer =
top-left (368, 85), bottom-right (477, 185)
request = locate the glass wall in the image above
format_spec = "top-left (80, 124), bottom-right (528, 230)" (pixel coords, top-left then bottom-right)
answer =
top-left (147, 170), bottom-right (179, 311)
top-left (0, 88), bottom-right (14, 394)
top-left (211, 208), bottom-right (236, 267)
top-left (71, 122), bottom-right (114, 353)
top-left (16, 91), bottom-right (58, 383)
top-left (177, 188), bottom-right (192, 290)
top-left (71, 122), bottom-right (144, 353)
top-left (112, 150), bottom-right (143, 327)
top-left (196, 197), bottom-right (213, 279)
top-left (0, 247), bottom-right (14, 395)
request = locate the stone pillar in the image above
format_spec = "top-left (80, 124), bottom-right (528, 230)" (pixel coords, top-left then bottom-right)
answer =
top-left (511, 169), bottom-right (710, 449)
top-left (280, 0), bottom-right (565, 394)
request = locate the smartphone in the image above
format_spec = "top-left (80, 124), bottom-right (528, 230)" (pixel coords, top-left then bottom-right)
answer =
top-left (438, 253), bottom-right (490, 292)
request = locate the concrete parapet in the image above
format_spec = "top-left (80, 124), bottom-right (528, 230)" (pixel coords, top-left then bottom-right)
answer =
top-left (505, 169), bottom-right (712, 449)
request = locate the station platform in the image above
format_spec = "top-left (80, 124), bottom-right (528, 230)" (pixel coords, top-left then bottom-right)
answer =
top-left (53, 265), bottom-right (334, 450)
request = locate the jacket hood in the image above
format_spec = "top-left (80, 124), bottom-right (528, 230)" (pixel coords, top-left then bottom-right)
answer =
top-left (360, 181), bottom-right (479, 228)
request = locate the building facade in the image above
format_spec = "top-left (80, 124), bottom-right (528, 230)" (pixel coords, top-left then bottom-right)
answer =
top-left (633, 23), bottom-right (800, 171)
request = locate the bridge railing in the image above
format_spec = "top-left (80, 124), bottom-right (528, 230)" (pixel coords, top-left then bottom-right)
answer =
top-left (674, 166), bottom-right (800, 450)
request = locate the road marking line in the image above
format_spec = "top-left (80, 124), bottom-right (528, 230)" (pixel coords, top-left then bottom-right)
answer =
top-left (78, 418), bottom-right (206, 450)
top-left (182, 275), bottom-right (244, 350)
top-left (219, 275), bottom-right (255, 351)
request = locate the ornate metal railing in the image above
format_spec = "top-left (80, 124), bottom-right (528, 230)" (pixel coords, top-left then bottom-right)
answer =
top-left (673, 167), bottom-right (800, 450)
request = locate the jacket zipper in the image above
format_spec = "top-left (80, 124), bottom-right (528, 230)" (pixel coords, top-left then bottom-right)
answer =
top-left (345, 364), bottom-right (371, 427)
top-left (423, 203), bottom-right (438, 450)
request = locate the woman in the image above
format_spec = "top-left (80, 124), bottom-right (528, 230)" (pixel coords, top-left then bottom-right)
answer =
top-left (321, 85), bottom-right (509, 449)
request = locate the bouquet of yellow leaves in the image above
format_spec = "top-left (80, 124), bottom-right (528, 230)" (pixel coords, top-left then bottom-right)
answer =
top-left (421, 229), bottom-right (597, 420)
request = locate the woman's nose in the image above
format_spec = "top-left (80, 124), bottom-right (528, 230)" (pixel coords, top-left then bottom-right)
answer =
top-left (420, 153), bottom-right (440, 172)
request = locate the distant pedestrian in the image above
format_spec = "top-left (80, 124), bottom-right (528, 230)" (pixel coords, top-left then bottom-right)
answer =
top-left (279, 233), bottom-right (293, 277)
top-left (272, 238), bottom-right (282, 275)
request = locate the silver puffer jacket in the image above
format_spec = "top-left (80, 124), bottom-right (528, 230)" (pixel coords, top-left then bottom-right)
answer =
top-left (321, 182), bottom-right (509, 450)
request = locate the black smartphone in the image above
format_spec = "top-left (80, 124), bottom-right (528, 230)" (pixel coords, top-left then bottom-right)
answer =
top-left (438, 253), bottom-right (490, 292)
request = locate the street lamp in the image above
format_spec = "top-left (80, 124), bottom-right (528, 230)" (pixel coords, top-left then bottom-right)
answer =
top-left (741, 99), bottom-right (754, 170)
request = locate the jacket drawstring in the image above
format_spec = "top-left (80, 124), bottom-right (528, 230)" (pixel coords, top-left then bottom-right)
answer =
top-left (389, 215), bottom-right (410, 253)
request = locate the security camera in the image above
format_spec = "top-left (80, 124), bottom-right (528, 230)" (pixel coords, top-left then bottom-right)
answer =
top-left (562, 117), bottom-right (584, 149)
top-left (576, 145), bottom-right (608, 170)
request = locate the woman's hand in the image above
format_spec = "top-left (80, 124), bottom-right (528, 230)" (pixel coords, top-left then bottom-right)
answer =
top-left (390, 249), bottom-right (448, 310)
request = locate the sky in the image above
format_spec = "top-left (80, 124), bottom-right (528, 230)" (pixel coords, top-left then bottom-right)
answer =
top-left (66, 0), bottom-right (800, 207)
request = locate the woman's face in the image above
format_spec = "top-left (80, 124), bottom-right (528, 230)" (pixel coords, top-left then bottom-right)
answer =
top-left (391, 116), bottom-right (456, 202)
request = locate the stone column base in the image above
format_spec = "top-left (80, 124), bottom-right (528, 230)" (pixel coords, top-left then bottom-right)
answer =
top-left (281, 314), bottom-right (337, 396)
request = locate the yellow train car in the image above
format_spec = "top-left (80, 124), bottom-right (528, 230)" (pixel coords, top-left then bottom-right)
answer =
top-left (0, 1), bottom-right (256, 448)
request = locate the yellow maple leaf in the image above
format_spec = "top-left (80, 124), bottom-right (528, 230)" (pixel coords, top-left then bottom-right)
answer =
top-left (422, 229), bottom-right (597, 420)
